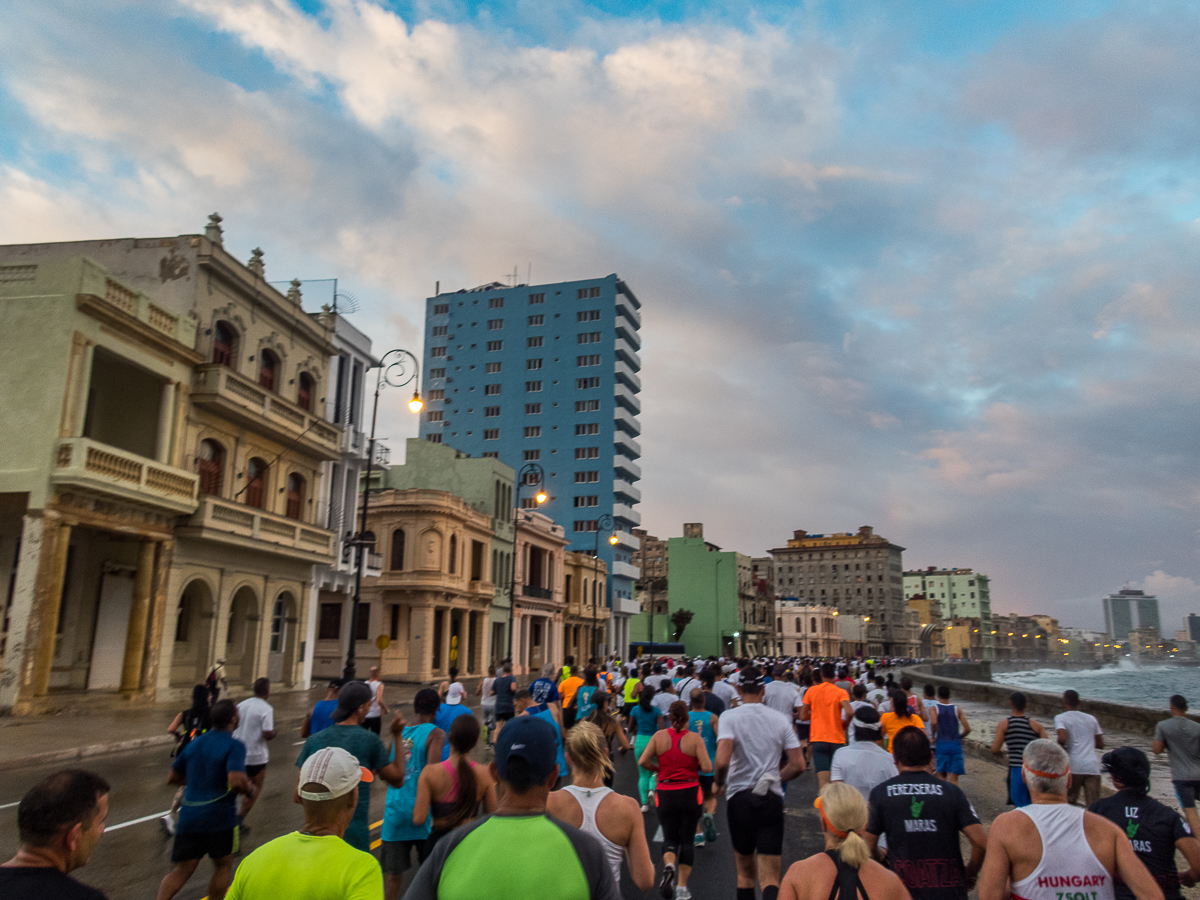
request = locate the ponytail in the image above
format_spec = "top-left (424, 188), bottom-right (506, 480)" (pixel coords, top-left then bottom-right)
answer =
top-left (565, 721), bottom-right (613, 781)
top-left (819, 782), bottom-right (870, 869)
top-left (668, 700), bottom-right (689, 731)
top-left (445, 716), bottom-right (481, 827)
top-left (892, 691), bottom-right (913, 721)
top-left (639, 685), bottom-right (655, 711)
top-left (838, 831), bottom-right (870, 869)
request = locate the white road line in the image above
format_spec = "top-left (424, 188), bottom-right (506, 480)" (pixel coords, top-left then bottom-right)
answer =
top-left (0, 801), bottom-right (20, 810)
top-left (105, 810), bottom-right (170, 832)
top-left (292, 740), bottom-right (305, 745)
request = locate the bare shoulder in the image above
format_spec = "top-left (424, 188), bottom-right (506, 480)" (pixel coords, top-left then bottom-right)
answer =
top-left (546, 789), bottom-right (579, 818)
top-left (782, 852), bottom-right (833, 898)
top-left (1083, 810), bottom-right (1122, 838)
top-left (989, 809), bottom-right (1030, 838)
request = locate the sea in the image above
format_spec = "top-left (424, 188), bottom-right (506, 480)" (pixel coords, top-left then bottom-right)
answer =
top-left (990, 660), bottom-right (1200, 707)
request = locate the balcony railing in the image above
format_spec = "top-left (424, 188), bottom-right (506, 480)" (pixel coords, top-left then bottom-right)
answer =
top-left (614, 407), bottom-right (641, 437)
top-left (614, 360), bottom-right (641, 393)
top-left (183, 495), bottom-right (335, 562)
top-left (75, 259), bottom-right (198, 350)
top-left (613, 454), bottom-right (641, 482)
top-left (522, 584), bottom-right (554, 600)
top-left (51, 437), bottom-right (199, 514)
top-left (614, 432), bottom-right (641, 459)
top-left (614, 336), bottom-right (641, 370)
top-left (192, 364), bottom-right (342, 461)
top-left (614, 382), bottom-right (641, 415)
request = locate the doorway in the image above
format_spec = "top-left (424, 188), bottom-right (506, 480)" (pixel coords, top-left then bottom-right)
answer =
top-left (87, 567), bottom-right (136, 690)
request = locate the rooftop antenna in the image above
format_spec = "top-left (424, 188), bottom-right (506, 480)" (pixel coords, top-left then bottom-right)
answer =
top-left (527, 262), bottom-right (531, 286)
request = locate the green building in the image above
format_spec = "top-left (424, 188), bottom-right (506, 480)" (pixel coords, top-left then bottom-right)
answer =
top-left (662, 536), bottom-right (740, 657)
top-left (903, 567), bottom-right (994, 659)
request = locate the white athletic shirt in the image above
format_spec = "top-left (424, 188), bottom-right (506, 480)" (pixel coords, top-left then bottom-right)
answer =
top-left (232, 696), bottom-right (274, 765)
top-left (562, 785), bottom-right (626, 886)
top-left (1010, 804), bottom-right (1115, 900)
top-left (366, 678), bottom-right (383, 718)
top-left (718, 702), bottom-right (800, 798)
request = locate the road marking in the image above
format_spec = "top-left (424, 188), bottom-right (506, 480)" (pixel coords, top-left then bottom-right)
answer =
top-left (371, 838), bottom-right (382, 850)
top-left (292, 740), bottom-right (306, 745)
top-left (372, 819), bottom-right (382, 830)
top-left (0, 801), bottom-right (20, 810)
top-left (106, 810), bottom-right (171, 832)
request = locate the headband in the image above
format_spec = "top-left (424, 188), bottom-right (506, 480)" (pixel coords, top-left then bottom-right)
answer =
top-left (814, 797), bottom-right (850, 839)
top-left (1023, 762), bottom-right (1069, 779)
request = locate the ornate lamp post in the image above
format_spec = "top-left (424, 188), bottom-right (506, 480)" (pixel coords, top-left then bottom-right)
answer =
top-left (508, 463), bottom-right (546, 665)
top-left (344, 349), bottom-right (422, 682)
top-left (591, 513), bottom-right (616, 661)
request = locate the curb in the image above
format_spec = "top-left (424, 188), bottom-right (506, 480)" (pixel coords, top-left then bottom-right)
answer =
top-left (0, 734), bottom-right (176, 772)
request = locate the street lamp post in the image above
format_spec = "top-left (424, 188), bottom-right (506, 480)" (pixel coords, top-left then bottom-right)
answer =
top-left (591, 513), bottom-right (615, 662)
top-left (344, 349), bottom-right (423, 683)
top-left (508, 463), bottom-right (546, 666)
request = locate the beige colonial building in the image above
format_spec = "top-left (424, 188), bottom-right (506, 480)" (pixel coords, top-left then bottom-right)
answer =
top-left (512, 511), bottom-right (568, 675)
top-left (0, 218), bottom-right (340, 713)
top-left (775, 602), bottom-right (841, 657)
top-left (563, 550), bottom-right (609, 664)
top-left (353, 489), bottom-right (495, 682)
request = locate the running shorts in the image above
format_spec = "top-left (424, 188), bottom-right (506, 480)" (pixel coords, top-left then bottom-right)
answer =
top-left (796, 722), bottom-right (811, 742)
top-left (244, 763), bottom-right (267, 779)
top-left (172, 827), bottom-right (236, 861)
top-left (810, 741), bottom-right (842, 773)
top-left (363, 717), bottom-right (382, 735)
top-left (934, 742), bottom-right (965, 776)
top-left (726, 790), bottom-right (784, 856)
top-left (380, 838), bottom-right (432, 874)
top-left (1176, 781), bottom-right (1200, 808)
top-left (698, 773), bottom-right (714, 799)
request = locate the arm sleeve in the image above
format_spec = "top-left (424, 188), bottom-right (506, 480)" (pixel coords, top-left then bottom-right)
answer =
top-left (1094, 718), bottom-right (1104, 736)
top-left (717, 712), bottom-right (737, 742)
top-left (830, 750), bottom-right (845, 782)
top-left (1173, 811), bottom-right (1192, 841)
top-left (549, 816), bottom-right (622, 900)
top-left (1154, 722), bottom-right (1165, 742)
top-left (370, 734), bottom-right (387, 771)
top-left (954, 786), bottom-right (981, 828)
top-left (171, 745), bottom-right (189, 776)
top-left (403, 818), bottom-right (481, 900)
top-left (782, 719), bottom-right (801, 750)
top-left (263, 708), bottom-right (275, 732)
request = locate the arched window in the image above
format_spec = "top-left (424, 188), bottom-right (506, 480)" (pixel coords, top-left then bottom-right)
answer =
top-left (198, 439), bottom-right (225, 496)
top-left (448, 534), bottom-right (457, 573)
top-left (259, 349), bottom-right (279, 391)
top-left (213, 321), bottom-right (237, 368)
top-left (811, 617), bottom-right (817, 633)
top-left (245, 457), bottom-right (267, 508)
top-left (582, 578), bottom-right (589, 605)
top-left (297, 372), bottom-right (314, 411)
top-left (285, 473), bottom-right (305, 520)
top-left (390, 529), bottom-right (405, 570)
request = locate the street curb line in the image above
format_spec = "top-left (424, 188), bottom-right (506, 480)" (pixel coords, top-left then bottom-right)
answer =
top-left (0, 734), bottom-right (175, 771)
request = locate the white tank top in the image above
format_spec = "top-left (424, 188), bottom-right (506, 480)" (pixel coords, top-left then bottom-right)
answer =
top-left (563, 785), bottom-right (625, 886)
top-left (1011, 804), bottom-right (1115, 900)
top-left (366, 679), bottom-right (382, 718)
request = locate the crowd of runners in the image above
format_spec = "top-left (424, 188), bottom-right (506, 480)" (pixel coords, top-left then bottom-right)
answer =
top-left (6, 654), bottom-right (1200, 900)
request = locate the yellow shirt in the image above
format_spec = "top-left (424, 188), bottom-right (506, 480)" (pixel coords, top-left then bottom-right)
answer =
top-left (227, 831), bottom-right (382, 900)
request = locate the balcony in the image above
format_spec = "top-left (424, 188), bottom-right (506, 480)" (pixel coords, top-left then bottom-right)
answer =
top-left (51, 438), bottom-right (199, 515)
top-left (191, 364), bottom-right (342, 461)
top-left (611, 559), bottom-right (641, 582)
top-left (614, 432), bottom-right (641, 459)
top-left (75, 260), bottom-right (199, 356)
top-left (612, 529), bottom-right (640, 553)
top-left (179, 495), bottom-right (336, 564)
top-left (612, 502), bottom-right (641, 527)
top-left (614, 360), bottom-right (641, 393)
top-left (615, 319), bottom-right (641, 350)
top-left (614, 336), bottom-right (641, 370)
top-left (613, 454), bottom-right (641, 482)
top-left (615, 295), bottom-right (641, 329)
top-left (522, 584), bottom-right (554, 600)
top-left (343, 428), bottom-right (367, 458)
top-left (613, 478), bottom-right (642, 504)
top-left (614, 407), bottom-right (641, 437)
top-left (614, 383), bottom-right (641, 415)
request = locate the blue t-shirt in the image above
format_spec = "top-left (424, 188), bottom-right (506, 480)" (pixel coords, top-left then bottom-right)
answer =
top-left (173, 729), bottom-right (246, 834)
top-left (532, 709), bottom-right (567, 778)
top-left (296, 724), bottom-right (387, 852)
top-left (575, 686), bottom-right (598, 719)
top-left (434, 704), bottom-right (477, 760)
top-left (689, 710), bottom-right (717, 761)
top-left (631, 704), bottom-right (661, 736)
top-left (529, 678), bottom-right (559, 707)
top-left (383, 722), bottom-right (436, 842)
top-left (492, 675), bottom-right (516, 715)
top-left (309, 699), bottom-right (337, 735)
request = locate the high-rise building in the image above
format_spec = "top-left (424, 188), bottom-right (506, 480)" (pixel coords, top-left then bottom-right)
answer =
top-left (1186, 614), bottom-right (1200, 643)
top-left (632, 529), bottom-right (667, 581)
top-left (1104, 589), bottom-right (1159, 640)
top-left (418, 275), bottom-right (643, 656)
top-left (903, 567), bottom-right (993, 659)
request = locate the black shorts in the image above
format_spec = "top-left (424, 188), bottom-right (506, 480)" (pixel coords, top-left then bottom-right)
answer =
top-left (172, 828), bottom-right (236, 861)
top-left (726, 790), bottom-right (784, 857)
top-left (698, 773), bottom-right (714, 799)
top-left (796, 722), bottom-right (811, 742)
top-left (380, 838), bottom-right (432, 874)
top-left (562, 708), bottom-right (577, 730)
top-left (363, 717), bottom-right (382, 735)
top-left (622, 702), bottom-right (636, 717)
top-left (1175, 781), bottom-right (1200, 808)
top-left (495, 711), bottom-right (514, 724)
top-left (244, 764), bottom-right (266, 779)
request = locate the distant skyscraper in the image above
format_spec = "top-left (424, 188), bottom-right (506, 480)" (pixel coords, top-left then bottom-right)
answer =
top-left (1104, 589), bottom-right (1159, 640)
top-left (418, 275), bottom-right (643, 655)
top-left (1187, 614), bottom-right (1200, 643)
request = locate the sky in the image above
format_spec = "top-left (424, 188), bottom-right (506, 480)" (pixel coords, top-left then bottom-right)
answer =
top-left (2, 0), bottom-right (1198, 635)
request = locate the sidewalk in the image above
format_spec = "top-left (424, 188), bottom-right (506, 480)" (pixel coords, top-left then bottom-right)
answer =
top-left (0, 677), bottom-right (458, 771)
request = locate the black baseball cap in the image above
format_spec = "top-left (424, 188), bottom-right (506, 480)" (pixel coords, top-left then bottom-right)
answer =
top-left (495, 715), bottom-right (558, 784)
top-left (1102, 747), bottom-right (1150, 790)
top-left (333, 681), bottom-right (373, 722)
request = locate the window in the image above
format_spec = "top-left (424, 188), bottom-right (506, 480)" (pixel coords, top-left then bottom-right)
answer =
top-left (213, 321), bottom-right (238, 367)
top-left (432, 325), bottom-right (448, 337)
top-left (574, 471), bottom-right (599, 483)
top-left (429, 389), bottom-right (445, 400)
top-left (433, 302), bottom-right (449, 314)
top-left (487, 319), bottom-right (503, 330)
top-left (525, 380), bottom-right (542, 392)
top-left (427, 410), bottom-right (444, 422)
top-left (483, 429), bottom-right (499, 440)
top-left (528, 314), bottom-right (544, 325)
top-left (520, 497), bottom-right (540, 509)
top-left (258, 349), bottom-right (279, 391)
top-left (574, 496), bottom-right (598, 507)
top-left (575, 447), bottom-right (599, 459)
top-left (245, 457), bottom-right (268, 508)
top-left (485, 362), bottom-right (501, 374)
top-left (484, 384), bottom-right (501, 395)
top-left (486, 340), bottom-right (502, 351)
top-left (449, 535), bottom-right (457, 574)
top-left (577, 310), bottom-right (601, 322)
top-left (529, 293), bottom-right (545, 304)
top-left (577, 377), bottom-right (600, 389)
top-left (524, 426), bottom-right (541, 438)
top-left (488, 297), bottom-right (504, 309)
top-left (525, 403), bottom-right (541, 414)
top-left (795, 617), bottom-right (802, 632)
top-left (577, 332), bottom-right (602, 344)
top-left (526, 358), bottom-right (542, 370)
top-left (575, 423), bottom-right (599, 435)
top-left (430, 367), bottom-right (446, 378)
top-left (524, 450), bottom-right (540, 461)
top-left (426, 433), bottom-right (443, 443)
top-left (390, 529), bottom-right (405, 570)
top-left (318, 603), bottom-right (341, 640)
top-left (577, 286), bottom-right (601, 298)
top-left (356, 604), bottom-right (371, 642)
top-left (389, 604), bottom-right (400, 641)
top-left (527, 336), bottom-right (543, 348)
top-left (198, 439), bottom-right (225, 496)
top-left (431, 346), bottom-right (447, 357)
top-left (575, 400), bottom-right (600, 412)
top-left (574, 520), bottom-right (599, 532)
top-left (285, 473), bottom-right (305, 520)
top-left (577, 355), bottom-right (601, 367)
top-left (484, 406), bottom-right (500, 417)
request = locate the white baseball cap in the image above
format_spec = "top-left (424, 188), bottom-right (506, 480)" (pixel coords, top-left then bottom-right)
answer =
top-left (298, 747), bottom-right (373, 801)
top-left (446, 682), bottom-right (466, 705)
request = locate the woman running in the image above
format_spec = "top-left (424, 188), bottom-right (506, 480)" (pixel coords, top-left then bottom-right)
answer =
top-left (571, 666), bottom-right (602, 722)
top-left (547, 722), bottom-right (655, 893)
top-left (879, 690), bottom-right (921, 749)
top-left (476, 665), bottom-right (497, 746)
top-left (639, 700), bottom-right (712, 900)
top-left (584, 691), bottom-right (632, 787)
top-left (630, 686), bottom-right (664, 811)
top-left (622, 665), bottom-right (642, 726)
top-left (412, 715), bottom-right (497, 854)
top-left (779, 782), bottom-right (908, 900)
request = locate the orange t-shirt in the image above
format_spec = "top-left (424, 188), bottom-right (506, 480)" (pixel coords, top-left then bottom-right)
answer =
top-left (806, 682), bottom-right (848, 745)
top-left (880, 710), bottom-right (922, 745)
top-left (560, 676), bottom-right (584, 706)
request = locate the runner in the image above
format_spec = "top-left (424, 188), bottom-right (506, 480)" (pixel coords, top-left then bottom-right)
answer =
top-left (225, 747), bottom-right (381, 900)
top-left (163, 685), bottom-right (212, 835)
top-left (584, 692), bottom-right (631, 786)
top-left (800, 663), bottom-right (854, 788)
top-left (403, 715), bottom-right (621, 900)
top-left (476, 666), bottom-right (497, 746)
top-left (1056, 690), bottom-right (1104, 807)
top-left (699, 669), bottom-right (726, 717)
top-left (639, 700), bottom-right (713, 900)
top-left (491, 662), bottom-right (517, 738)
top-left (921, 685), bottom-right (939, 737)
top-left (156, 699), bottom-right (255, 900)
top-left (302, 679), bottom-right (342, 738)
top-left (547, 722), bottom-right (655, 893)
top-left (979, 738), bottom-right (1161, 900)
top-left (779, 782), bottom-right (909, 900)
top-left (623, 666), bottom-right (643, 723)
top-left (880, 690), bottom-right (923, 748)
top-left (712, 666), bottom-right (740, 710)
top-left (381, 689), bottom-right (445, 900)
top-left (829, 707), bottom-right (897, 801)
top-left (631, 686), bottom-right (665, 811)
top-left (846, 684), bottom-right (873, 743)
top-left (0, 770), bottom-right (110, 900)
top-left (651, 677), bottom-right (678, 720)
top-left (990, 691), bottom-right (1047, 807)
top-left (571, 667), bottom-right (602, 722)
top-left (931, 685), bottom-right (970, 785)
top-left (688, 687), bottom-right (720, 847)
top-left (1154, 695), bottom-right (1200, 836)
top-left (560, 665), bottom-right (585, 729)
top-left (231, 678), bottom-right (276, 828)
top-left (1091, 746), bottom-right (1200, 900)
top-left (715, 666), bottom-right (805, 900)
top-left (412, 715), bottom-right (498, 856)
top-left (365, 666), bottom-right (389, 735)
top-left (434, 686), bottom-right (476, 761)
top-left (763, 667), bottom-right (801, 720)
top-left (529, 663), bottom-right (561, 713)
top-left (865, 726), bottom-right (986, 900)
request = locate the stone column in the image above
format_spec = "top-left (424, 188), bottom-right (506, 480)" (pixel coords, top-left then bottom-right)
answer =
top-left (30, 520), bottom-right (72, 698)
top-left (440, 606), bottom-right (452, 677)
top-left (157, 381), bottom-right (177, 465)
top-left (120, 540), bottom-right (158, 692)
top-left (0, 514), bottom-right (44, 712)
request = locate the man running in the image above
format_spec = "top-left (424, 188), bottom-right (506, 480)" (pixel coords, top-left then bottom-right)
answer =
top-left (689, 687), bottom-right (720, 847)
top-left (979, 739), bottom-right (1163, 900)
top-left (232, 677), bottom-right (276, 827)
top-left (991, 691), bottom-right (1047, 807)
top-left (491, 662), bottom-right (518, 736)
top-left (1056, 690), bottom-right (1104, 807)
top-left (1153, 694), bottom-right (1200, 837)
top-left (931, 685), bottom-right (970, 785)
top-left (830, 707), bottom-right (897, 801)
top-left (529, 664), bottom-right (561, 713)
top-left (302, 679), bottom-right (342, 738)
top-left (800, 663), bottom-right (854, 789)
top-left (365, 666), bottom-right (389, 735)
top-left (715, 666), bottom-right (805, 900)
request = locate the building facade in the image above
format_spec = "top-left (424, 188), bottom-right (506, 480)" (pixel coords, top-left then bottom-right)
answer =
top-left (563, 550), bottom-right (609, 664)
top-left (417, 275), bottom-right (643, 651)
top-left (512, 510), bottom-right (569, 675)
top-left (903, 567), bottom-right (993, 658)
top-left (1103, 589), bottom-right (1160, 640)
top-left (775, 602), bottom-right (839, 657)
top-left (632, 528), bottom-right (667, 581)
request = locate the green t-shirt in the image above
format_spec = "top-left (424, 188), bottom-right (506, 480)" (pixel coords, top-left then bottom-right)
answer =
top-left (296, 724), bottom-right (387, 852)
top-left (405, 813), bottom-right (620, 900)
top-left (227, 831), bottom-right (382, 900)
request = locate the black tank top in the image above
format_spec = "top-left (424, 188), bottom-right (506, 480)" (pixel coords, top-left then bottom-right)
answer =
top-left (825, 850), bottom-right (871, 900)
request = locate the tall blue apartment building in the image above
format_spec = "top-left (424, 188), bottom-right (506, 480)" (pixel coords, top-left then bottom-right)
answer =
top-left (418, 274), bottom-right (643, 657)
